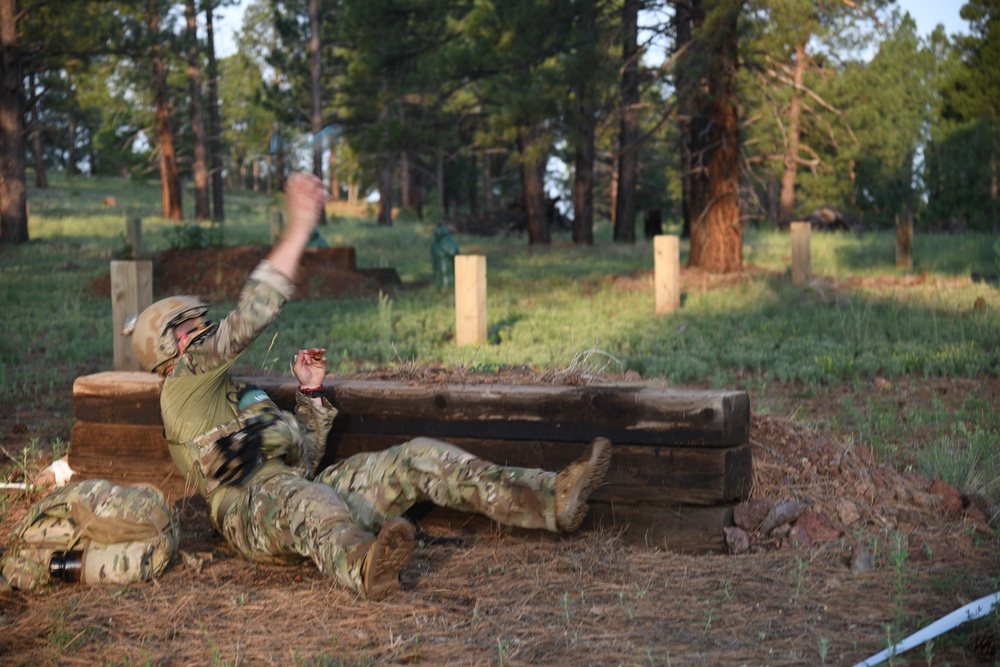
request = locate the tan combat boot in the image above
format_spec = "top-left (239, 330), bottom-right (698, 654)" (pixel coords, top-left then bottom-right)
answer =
top-left (361, 517), bottom-right (415, 601)
top-left (555, 437), bottom-right (612, 532)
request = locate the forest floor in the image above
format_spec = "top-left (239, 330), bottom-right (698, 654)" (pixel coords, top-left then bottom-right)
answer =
top-left (1, 246), bottom-right (997, 666)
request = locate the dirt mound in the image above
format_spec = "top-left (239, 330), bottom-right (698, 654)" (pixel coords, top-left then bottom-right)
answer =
top-left (90, 246), bottom-right (398, 301)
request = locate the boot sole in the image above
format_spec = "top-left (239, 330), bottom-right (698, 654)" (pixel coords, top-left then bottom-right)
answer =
top-left (557, 437), bottom-right (612, 532)
top-left (364, 518), bottom-right (415, 601)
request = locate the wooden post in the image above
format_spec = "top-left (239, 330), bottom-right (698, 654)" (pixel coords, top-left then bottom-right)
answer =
top-left (654, 235), bottom-right (681, 315)
top-left (790, 221), bottom-right (811, 286)
top-left (895, 213), bottom-right (913, 271)
top-left (455, 255), bottom-right (487, 346)
top-left (270, 209), bottom-right (283, 243)
top-left (125, 215), bottom-right (142, 257)
top-left (111, 260), bottom-right (153, 371)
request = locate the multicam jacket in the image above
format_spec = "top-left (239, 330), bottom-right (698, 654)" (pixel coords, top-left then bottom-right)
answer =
top-left (159, 260), bottom-right (336, 529)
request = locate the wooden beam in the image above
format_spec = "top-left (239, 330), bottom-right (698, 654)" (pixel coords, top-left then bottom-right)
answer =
top-left (69, 371), bottom-right (752, 551)
top-left (74, 374), bottom-right (751, 449)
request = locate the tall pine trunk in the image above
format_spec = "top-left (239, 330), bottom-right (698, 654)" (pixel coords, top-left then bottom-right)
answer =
top-left (0, 0), bottom-right (28, 244)
top-left (150, 3), bottom-right (183, 220)
top-left (572, 108), bottom-right (595, 245)
top-left (777, 41), bottom-right (806, 229)
top-left (517, 131), bottom-right (551, 245)
top-left (185, 0), bottom-right (209, 221)
top-left (682, 0), bottom-right (742, 273)
top-left (30, 74), bottom-right (46, 189)
top-left (309, 0), bottom-right (326, 224)
top-left (613, 0), bottom-right (639, 243)
top-left (204, 0), bottom-right (224, 220)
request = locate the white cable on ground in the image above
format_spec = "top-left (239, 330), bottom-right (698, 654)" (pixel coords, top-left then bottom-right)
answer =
top-left (852, 591), bottom-right (999, 667)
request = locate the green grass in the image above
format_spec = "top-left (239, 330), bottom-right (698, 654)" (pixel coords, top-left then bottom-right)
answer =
top-left (3, 172), bottom-right (999, 499)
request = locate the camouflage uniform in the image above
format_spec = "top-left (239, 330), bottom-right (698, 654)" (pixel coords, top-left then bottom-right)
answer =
top-left (0, 479), bottom-right (179, 590)
top-left (162, 261), bottom-right (558, 594)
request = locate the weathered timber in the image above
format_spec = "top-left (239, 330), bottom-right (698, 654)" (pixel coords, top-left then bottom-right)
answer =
top-left (69, 422), bottom-right (182, 490)
top-left (324, 434), bottom-right (750, 506)
top-left (69, 371), bottom-right (752, 551)
top-left (73, 372), bottom-right (164, 425)
top-left (253, 377), bottom-right (750, 448)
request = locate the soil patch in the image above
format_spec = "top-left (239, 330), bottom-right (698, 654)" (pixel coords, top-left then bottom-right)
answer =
top-left (89, 246), bottom-right (399, 302)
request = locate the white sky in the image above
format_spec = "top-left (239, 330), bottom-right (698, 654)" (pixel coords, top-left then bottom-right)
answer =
top-left (894, 0), bottom-right (967, 37)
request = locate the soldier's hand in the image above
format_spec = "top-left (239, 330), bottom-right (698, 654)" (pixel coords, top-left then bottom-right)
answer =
top-left (293, 347), bottom-right (327, 388)
top-left (286, 173), bottom-right (325, 233)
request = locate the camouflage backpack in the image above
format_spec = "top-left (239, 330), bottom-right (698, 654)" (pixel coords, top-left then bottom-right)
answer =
top-left (0, 479), bottom-right (179, 591)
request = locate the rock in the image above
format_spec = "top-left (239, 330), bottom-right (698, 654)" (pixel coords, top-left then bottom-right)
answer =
top-left (795, 511), bottom-right (840, 541)
top-left (734, 497), bottom-right (773, 531)
top-left (724, 526), bottom-right (749, 555)
top-left (761, 500), bottom-right (807, 536)
top-left (788, 525), bottom-right (811, 548)
top-left (929, 479), bottom-right (963, 519)
top-left (835, 498), bottom-right (861, 526)
top-left (850, 544), bottom-right (874, 573)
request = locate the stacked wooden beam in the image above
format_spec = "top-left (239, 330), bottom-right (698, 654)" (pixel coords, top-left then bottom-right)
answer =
top-left (70, 372), bottom-right (752, 552)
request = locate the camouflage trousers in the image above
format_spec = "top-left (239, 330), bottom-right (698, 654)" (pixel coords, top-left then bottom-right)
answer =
top-left (222, 437), bottom-right (558, 594)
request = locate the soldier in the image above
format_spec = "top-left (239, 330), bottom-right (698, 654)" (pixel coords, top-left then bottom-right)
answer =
top-left (124, 173), bottom-right (611, 600)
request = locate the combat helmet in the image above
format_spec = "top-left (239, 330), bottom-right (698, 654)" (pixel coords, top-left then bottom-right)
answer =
top-left (123, 296), bottom-right (209, 374)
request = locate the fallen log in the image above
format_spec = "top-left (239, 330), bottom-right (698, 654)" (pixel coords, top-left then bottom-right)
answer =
top-left (70, 372), bottom-right (753, 552)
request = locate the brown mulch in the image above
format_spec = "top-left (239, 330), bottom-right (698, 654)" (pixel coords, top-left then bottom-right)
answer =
top-left (1, 382), bottom-right (997, 665)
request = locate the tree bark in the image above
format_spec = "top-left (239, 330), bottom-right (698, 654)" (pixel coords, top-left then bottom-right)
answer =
top-left (67, 107), bottom-right (77, 176)
top-left (203, 0), bottom-right (224, 220)
top-left (378, 156), bottom-right (393, 225)
top-left (517, 131), bottom-right (551, 245)
top-left (683, 0), bottom-right (742, 273)
top-left (308, 0), bottom-right (326, 225)
top-left (675, 0), bottom-right (693, 239)
top-left (436, 145), bottom-right (445, 213)
top-left (572, 107), bottom-right (595, 245)
top-left (329, 146), bottom-right (339, 199)
top-left (777, 41), bottom-right (806, 229)
top-left (613, 0), bottom-right (640, 243)
top-left (149, 3), bottom-right (183, 220)
top-left (185, 0), bottom-right (209, 221)
top-left (30, 74), bottom-right (46, 189)
top-left (482, 150), bottom-right (492, 210)
top-left (400, 151), bottom-right (410, 209)
top-left (0, 0), bottom-right (28, 244)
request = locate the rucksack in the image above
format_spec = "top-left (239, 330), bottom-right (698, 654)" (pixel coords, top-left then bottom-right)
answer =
top-left (0, 479), bottom-right (179, 590)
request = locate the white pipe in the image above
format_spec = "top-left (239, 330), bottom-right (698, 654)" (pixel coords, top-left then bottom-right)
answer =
top-left (852, 591), bottom-right (999, 667)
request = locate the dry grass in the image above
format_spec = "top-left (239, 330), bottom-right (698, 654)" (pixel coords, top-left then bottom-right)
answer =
top-left (2, 414), bottom-right (997, 666)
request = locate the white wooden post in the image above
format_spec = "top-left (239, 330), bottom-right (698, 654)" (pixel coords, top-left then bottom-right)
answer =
top-left (455, 255), bottom-right (487, 346)
top-left (654, 234), bottom-right (681, 315)
top-left (790, 222), bottom-right (811, 286)
top-left (111, 260), bottom-right (153, 371)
